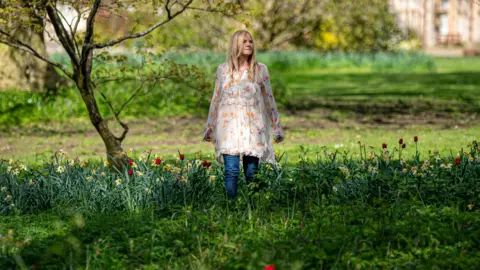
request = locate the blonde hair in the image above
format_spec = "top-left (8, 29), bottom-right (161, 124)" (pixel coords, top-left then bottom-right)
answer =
top-left (226, 30), bottom-right (259, 83)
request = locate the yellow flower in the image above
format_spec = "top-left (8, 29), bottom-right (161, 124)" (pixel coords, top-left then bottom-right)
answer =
top-left (164, 164), bottom-right (173, 172)
top-left (131, 162), bottom-right (137, 168)
top-left (339, 166), bottom-right (350, 176)
top-left (209, 175), bottom-right (216, 182)
top-left (128, 148), bottom-right (133, 154)
top-left (468, 204), bottom-right (474, 210)
top-left (86, 176), bottom-right (93, 181)
top-left (145, 188), bottom-right (151, 194)
top-left (100, 172), bottom-right (106, 177)
top-left (92, 169), bottom-right (96, 174)
top-left (104, 160), bottom-right (109, 167)
top-left (81, 160), bottom-right (88, 167)
top-left (119, 151), bottom-right (126, 157)
top-left (8, 159), bottom-right (14, 165)
top-left (56, 166), bottom-right (65, 173)
top-left (29, 179), bottom-right (36, 185)
top-left (135, 171), bottom-right (144, 176)
top-left (8, 229), bottom-right (14, 236)
top-left (115, 178), bottom-right (122, 185)
top-left (69, 160), bottom-right (75, 167)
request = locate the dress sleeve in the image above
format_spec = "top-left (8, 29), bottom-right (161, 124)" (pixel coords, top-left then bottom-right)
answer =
top-left (203, 64), bottom-right (223, 142)
top-left (260, 64), bottom-right (284, 138)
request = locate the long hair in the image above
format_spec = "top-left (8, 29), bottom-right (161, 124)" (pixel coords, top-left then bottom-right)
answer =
top-left (226, 30), bottom-right (259, 83)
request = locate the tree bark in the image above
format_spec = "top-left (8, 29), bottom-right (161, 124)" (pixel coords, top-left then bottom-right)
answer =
top-left (76, 74), bottom-right (126, 169)
top-left (0, 0), bottom-right (64, 92)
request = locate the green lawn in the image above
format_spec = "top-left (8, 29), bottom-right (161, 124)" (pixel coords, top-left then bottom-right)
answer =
top-left (1, 53), bottom-right (480, 269)
top-left (1, 55), bottom-right (479, 165)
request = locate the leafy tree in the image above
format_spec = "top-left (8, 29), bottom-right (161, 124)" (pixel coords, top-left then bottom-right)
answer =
top-left (305, 0), bottom-right (403, 52)
top-left (0, 0), bottom-right (241, 168)
top-left (247, 0), bottom-right (324, 50)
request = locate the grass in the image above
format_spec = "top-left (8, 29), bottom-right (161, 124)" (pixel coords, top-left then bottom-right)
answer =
top-left (1, 52), bottom-right (479, 165)
top-left (1, 120), bottom-right (479, 166)
top-left (1, 52), bottom-right (480, 268)
top-left (1, 203), bottom-right (478, 268)
top-left (1, 140), bottom-right (479, 268)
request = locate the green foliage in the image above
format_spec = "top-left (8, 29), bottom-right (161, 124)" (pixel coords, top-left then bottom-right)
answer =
top-left (0, 141), bottom-right (480, 268)
top-left (0, 51), bottom-right (439, 128)
top-left (305, 0), bottom-right (403, 52)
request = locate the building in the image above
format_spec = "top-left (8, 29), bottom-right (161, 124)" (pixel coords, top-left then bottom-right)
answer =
top-left (390, 0), bottom-right (480, 47)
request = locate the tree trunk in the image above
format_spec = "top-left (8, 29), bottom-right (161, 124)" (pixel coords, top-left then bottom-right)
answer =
top-left (76, 77), bottom-right (127, 169)
top-left (0, 0), bottom-right (64, 92)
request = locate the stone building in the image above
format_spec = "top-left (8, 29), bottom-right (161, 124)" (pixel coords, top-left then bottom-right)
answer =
top-left (390, 0), bottom-right (480, 47)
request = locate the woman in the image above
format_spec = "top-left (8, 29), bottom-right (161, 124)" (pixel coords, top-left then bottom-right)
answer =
top-left (203, 30), bottom-right (284, 200)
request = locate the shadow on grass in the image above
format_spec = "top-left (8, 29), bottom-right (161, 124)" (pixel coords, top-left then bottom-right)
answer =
top-left (283, 71), bottom-right (480, 115)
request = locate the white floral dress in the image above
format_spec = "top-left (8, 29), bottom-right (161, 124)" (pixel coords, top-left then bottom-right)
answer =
top-left (203, 62), bottom-right (284, 164)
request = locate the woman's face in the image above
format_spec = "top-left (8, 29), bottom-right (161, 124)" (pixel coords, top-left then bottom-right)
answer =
top-left (242, 33), bottom-right (253, 56)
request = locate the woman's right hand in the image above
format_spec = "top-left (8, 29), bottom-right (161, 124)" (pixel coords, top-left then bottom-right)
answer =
top-left (203, 129), bottom-right (213, 142)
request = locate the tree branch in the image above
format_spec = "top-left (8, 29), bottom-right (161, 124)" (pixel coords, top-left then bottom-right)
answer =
top-left (95, 87), bottom-right (129, 142)
top-left (165, 0), bottom-right (172, 19)
top-left (92, 0), bottom-right (194, 49)
top-left (45, 3), bottom-right (79, 67)
top-left (83, 0), bottom-right (101, 46)
top-left (54, 4), bottom-right (81, 57)
top-left (0, 30), bottom-right (72, 79)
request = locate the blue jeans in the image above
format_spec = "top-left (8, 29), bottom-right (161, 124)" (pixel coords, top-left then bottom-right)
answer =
top-left (223, 154), bottom-right (259, 200)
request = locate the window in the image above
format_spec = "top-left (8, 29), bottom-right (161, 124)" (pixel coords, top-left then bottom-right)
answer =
top-left (440, 14), bottom-right (449, 35)
top-left (441, 0), bottom-right (449, 9)
top-left (457, 16), bottom-right (463, 35)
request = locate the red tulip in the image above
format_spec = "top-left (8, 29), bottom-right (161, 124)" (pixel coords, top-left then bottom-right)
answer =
top-left (128, 169), bottom-right (133, 175)
top-left (202, 160), bottom-right (211, 168)
top-left (179, 154), bottom-right (185, 161)
top-left (402, 143), bottom-right (406, 149)
top-left (455, 157), bottom-right (461, 166)
top-left (264, 265), bottom-right (275, 270)
top-left (382, 143), bottom-right (387, 149)
top-left (129, 158), bottom-right (134, 165)
top-left (155, 158), bottom-right (162, 165)
top-left (399, 138), bottom-right (403, 144)
top-left (414, 136), bottom-right (418, 142)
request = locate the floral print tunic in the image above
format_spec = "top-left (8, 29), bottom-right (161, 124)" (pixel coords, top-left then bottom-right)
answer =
top-left (203, 62), bottom-right (284, 164)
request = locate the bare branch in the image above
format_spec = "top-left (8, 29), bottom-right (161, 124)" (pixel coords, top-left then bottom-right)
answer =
top-left (165, 0), bottom-right (172, 19)
top-left (73, 7), bottom-right (89, 37)
top-left (92, 0), bottom-right (194, 49)
top-left (0, 30), bottom-right (72, 79)
top-left (95, 87), bottom-right (129, 142)
top-left (116, 80), bottom-right (147, 117)
top-left (45, 3), bottom-right (79, 67)
top-left (83, 0), bottom-right (101, 46)
top-left (54, 4), bottom-right (81, 56)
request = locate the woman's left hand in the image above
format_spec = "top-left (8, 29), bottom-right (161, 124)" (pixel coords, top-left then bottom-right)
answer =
top-left (274, 133), bottom-right (284, 143)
